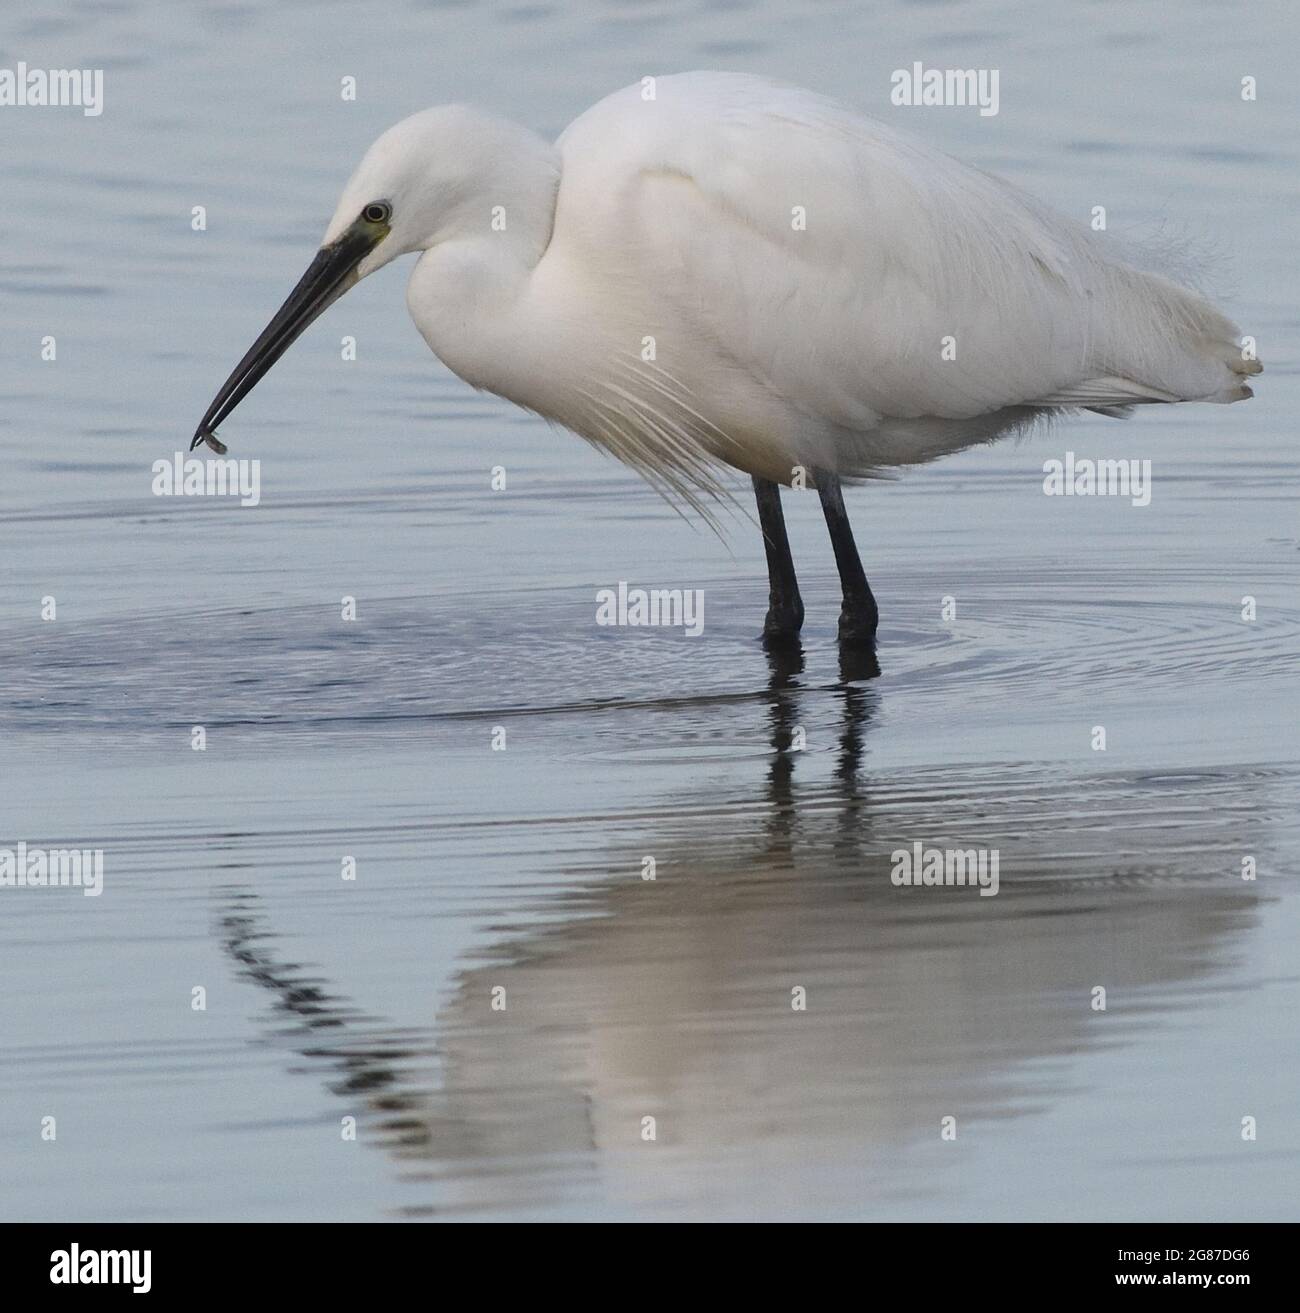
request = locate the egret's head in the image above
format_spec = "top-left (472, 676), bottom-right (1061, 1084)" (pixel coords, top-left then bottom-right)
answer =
top-left (321, 105), bottom-right (505, 279)
top-left (191, 105), bottom-right (553, 453)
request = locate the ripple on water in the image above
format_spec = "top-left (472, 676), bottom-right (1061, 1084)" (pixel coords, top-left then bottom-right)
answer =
top-left (0, 565), bottom-right (1295, 744)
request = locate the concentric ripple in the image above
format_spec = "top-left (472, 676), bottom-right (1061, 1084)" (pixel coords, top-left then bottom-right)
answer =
top-left (0, 564), bottom-right (1294, 745)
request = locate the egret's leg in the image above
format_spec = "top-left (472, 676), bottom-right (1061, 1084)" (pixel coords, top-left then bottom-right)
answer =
top-left (752, 475), bottom-right (804, 643)
top-left (815, 471), bottom-right (879, 645)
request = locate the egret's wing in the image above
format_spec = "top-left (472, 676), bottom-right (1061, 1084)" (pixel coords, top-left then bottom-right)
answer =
top-left (594, 74), bottom-right (1252, 435)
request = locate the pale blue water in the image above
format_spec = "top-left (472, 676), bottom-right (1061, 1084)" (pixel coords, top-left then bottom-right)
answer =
top-left (1, 0), bottom-right (1297, 1221)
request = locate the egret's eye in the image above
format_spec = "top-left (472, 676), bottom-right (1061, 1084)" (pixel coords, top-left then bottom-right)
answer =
top-left (363, 202), bottom-right (391, 225)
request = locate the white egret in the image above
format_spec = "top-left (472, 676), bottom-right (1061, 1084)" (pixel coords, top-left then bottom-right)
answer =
top-left (192, 71), bottom-right (1260, 649)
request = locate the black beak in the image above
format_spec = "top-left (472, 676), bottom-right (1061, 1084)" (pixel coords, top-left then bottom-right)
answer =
top-left (191, 220), bottom-right (381, 453)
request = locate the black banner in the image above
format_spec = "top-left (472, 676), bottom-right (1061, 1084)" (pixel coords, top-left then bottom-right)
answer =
top-left (2, 1222), bottom-right (1288, 1295)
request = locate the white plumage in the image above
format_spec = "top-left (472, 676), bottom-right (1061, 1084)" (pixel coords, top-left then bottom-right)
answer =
top-left (190, 71), bottom-right (1262, 642)
top-left (314, 71), bottom-right (1257, 507)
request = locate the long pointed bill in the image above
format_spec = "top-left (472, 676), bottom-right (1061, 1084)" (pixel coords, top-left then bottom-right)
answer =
top-left (191, 218), bottom-right (383, 452)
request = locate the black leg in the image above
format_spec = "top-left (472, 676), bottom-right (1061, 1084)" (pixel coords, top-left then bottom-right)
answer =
top-left (752, 475), bottom-right (804, 643)
top-left (815, 470), bottom-right (879, 645)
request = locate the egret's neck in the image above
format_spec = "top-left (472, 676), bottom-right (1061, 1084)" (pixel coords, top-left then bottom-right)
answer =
top-left (405, 123), bottom-right (561, 396)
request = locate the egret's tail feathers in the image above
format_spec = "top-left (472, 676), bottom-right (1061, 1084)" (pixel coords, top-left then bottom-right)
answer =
top-left (1034, 377), bottom-right (1182, 408)
top-left (1195, 335), bottom-right (1263, 400)
top-left (1036, 353), bottom-right (1261, 411)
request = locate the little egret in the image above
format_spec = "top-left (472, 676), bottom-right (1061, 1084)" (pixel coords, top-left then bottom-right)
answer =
top-left (192, 71), bottom-right (1259, 649)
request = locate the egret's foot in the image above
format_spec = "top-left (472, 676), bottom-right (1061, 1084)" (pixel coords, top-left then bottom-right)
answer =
top-left (837, 598), bottom-right (878, 648)
top-left (761, 599), bottom-right (804, 646)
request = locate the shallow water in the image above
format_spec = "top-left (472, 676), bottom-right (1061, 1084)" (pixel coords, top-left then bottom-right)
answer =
top-left (1, 1), bottom-right (1298, 1221)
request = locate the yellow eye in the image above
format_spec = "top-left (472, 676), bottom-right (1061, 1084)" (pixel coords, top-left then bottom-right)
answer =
top-left (363, 201), bottom-right (391, 224)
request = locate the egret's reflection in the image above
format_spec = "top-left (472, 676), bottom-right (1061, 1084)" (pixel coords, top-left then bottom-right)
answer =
top-left (216, 659), bottom-right (1263, 1217)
